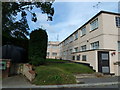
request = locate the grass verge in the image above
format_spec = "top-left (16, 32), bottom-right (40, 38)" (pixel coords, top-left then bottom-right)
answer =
top-left (33, 59), bottom-right (94, 85)
top-left (33, 66), bottom-right (76, 85)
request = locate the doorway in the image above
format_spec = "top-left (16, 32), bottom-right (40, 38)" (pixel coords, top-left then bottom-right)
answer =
top-left (98, 51), bottom-right (110, 74)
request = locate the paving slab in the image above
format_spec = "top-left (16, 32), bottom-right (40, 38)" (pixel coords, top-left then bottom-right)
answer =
top-left (2, 75), bottom-right (32, 88)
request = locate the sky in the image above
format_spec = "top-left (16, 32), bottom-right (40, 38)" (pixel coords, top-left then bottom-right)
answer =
top-left (26, 1), bottom-right (119, 42)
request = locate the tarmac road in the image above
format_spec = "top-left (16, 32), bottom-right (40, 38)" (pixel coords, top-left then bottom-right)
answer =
top-left (2, 74), bottom-right (120, 89)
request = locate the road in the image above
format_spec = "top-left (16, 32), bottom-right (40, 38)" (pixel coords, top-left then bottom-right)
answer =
top-left (1, 75), bottom-right (120, 89)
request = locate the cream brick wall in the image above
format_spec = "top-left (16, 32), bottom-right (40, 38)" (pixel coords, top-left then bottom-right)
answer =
top-left (47, 41), bottom-right (60, 59)
top-left (58, 11), bottom-right (120, 76)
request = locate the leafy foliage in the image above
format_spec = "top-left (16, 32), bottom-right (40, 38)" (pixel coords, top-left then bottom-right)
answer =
top-left (29, 56), bottom-right (46, 66)
top-left (29, 28), bottom-right (48, 65)
top-left (2, 1), bottom-right (54, 39)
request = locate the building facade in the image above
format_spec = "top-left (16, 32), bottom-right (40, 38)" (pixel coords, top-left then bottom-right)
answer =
top-left (47, 11), bottom-right (120, 75)
top-left (47, 41), bottom-right (60, 59)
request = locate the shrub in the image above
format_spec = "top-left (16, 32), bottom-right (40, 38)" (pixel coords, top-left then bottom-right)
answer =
top-left (29, 28), bottom-right (48, 65)
top-left (29, 56), bottom-right (46, 66)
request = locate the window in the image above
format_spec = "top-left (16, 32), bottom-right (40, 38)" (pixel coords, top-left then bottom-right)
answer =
top-left (77, 55), bottom-right (80, 60)
top-left (74, 47), bottom-right (78, 52)
top-left (48, 44), bottom-right (50, 48)
top-left (82, 55), bottom-right (87, 61)
top-left (51, 45), bottom-right (58, 49)
top-left (80, 27), bottom-right (86, 36)
top-left (70, 49), bottom-right (73, 53)
top-left (116, 17), bottom-right (120, 27)
top-left (72, 56), bottom-right (75, 60)
top-left (63, 51), bottom-right (66, 56)
top-left (74, 32), bottom-right (78, 40)
top-left (90, 18), bottom-right (98, 31)
top-left (91, 41), bottom-right (99, 49)
top-left (47, 52), bottom-right (50, 56)
top-left (69, 36), bottom-right (73, 43)
top-left (52, 52), bottom-right (57, 56)
top-left (81, 45), bottom-right (87, 51)
top-left (118, 41), bottom-right (120, 52)
top-left (101, 53), bottom-right (109, 60)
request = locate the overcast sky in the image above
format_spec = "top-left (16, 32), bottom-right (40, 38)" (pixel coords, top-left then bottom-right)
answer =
top-left (27, 1), bottom-right (118, 42)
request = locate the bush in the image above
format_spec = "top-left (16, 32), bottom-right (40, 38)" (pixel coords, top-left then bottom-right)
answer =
top-left (29, 28), bottom-right (48, 65)
top-left (29, 56), bottom-right (46, 66)
top-left (33, 66), bottom-right (76, 85)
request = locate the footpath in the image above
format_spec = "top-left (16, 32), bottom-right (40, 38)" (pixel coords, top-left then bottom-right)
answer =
top-left (2, 74), bottom-right (120, 88)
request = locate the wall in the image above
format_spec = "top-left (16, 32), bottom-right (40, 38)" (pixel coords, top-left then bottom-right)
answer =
top-left (47, 41), bottom-right (60, 59)
top-left (18, 63), bottom-right (35, 82)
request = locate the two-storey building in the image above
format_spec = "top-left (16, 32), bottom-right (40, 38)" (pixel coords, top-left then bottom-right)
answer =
top-left (59, 11), bottom-right (120, 75)
top-left (47, 41), bottom-right (60, 59)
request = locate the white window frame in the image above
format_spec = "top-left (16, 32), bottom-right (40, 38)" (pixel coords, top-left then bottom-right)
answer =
top-left (74, 32), bottom-right (78, 40)
top-left (69, 36), bottom-right (73, 43)
top-left (91, 41), bottom-right (99, 49)
top-left (80, 27), bottom-right (86, 36)
top-left (82, 55), bottom-right (87, 61)
top-left (74, 47), bottom-right (78, 52)
top-left (81, 45), bottom-right (87, 51)
top-left (52, 52), bottom-right (57, 56)
top-left (90, 18), bottom-right (98, 31)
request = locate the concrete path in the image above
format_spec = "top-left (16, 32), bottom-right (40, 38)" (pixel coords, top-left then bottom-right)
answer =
top-left (2, 75), bottom-right (32, 88)
top-left (77, 76), bottom-right (119, 84)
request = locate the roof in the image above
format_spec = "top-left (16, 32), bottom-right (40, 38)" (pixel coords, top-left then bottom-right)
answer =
top-left (59, 11), bottom-right (120, 45)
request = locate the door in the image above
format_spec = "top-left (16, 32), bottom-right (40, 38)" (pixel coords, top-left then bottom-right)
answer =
top-left (98, 51), bottom-right (110, 74)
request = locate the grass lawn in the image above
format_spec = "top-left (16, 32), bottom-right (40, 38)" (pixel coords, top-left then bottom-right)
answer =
top-left (33, 59), bottom-right (94, 85)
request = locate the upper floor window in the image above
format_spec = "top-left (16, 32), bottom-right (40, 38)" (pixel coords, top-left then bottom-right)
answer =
top-left (70, 49), bottom-right (73, 53)
top-left (91, 41), bottom-right (99, 49)
top-left (80, 27), bottom-right (86, 36)
top-left (74, 32), bottom-right (78, 40)
top-left (74, 47), bottom-right (78, 52)
top-left (63, 51), bottom-right (67, 56)
top-left (90, 18), bottom-right (98, 31)
top-left (118, 41), bottom-right (120, 52)
top-left (69, 36), bottom-right (73, 43)
top-left (51, 45), bottom-right (58, 49)
top-left (116, 17), bottom-right (120, 28)
top-left (48, 44), bottom-right (50, 48)
top-left (81, 45), bottom-right (87, 51)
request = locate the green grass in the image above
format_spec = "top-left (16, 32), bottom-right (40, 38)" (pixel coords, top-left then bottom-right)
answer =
top-left (33, 59), bottom-right (94, 85)
top-left (33, 66), bottom-right (76, 85)
top-left (46, 59), bottom-right (69, 63)
top-left (48, 63), bottom-right (94, 74)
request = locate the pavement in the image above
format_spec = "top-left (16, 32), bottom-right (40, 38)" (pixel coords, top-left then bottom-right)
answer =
top-left (75, 74), bottom-right (119, 84)
top-left (1, 74), bottom-right (120, 89)
top-left (2, 74), bottom-right (32, 88)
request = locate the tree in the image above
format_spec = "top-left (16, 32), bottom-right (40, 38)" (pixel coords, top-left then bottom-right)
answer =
top-left (29, 28), bottom-right (48, 65)
top-left (2, 1), bottom-right (54, 39)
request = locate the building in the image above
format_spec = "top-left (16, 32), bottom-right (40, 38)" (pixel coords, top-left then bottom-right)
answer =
top-left (47, 41), bottom-right (60, 59)
top-left (58, 11), bottom-right (120, 75)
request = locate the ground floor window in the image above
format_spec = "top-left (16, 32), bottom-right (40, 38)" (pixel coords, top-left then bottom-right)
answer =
top-left (47, 52), bottom-right (50, 57)
top-left (52, 52), bottom-right (57, 56)
top-left (118, 41), bottom-right (120, 52)
top-left (77, 55), bottom-right (80, 60)
top-left (72, 56), bottom-right (75, 60)
top-left (82, 55), bottom-right (87, 61)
